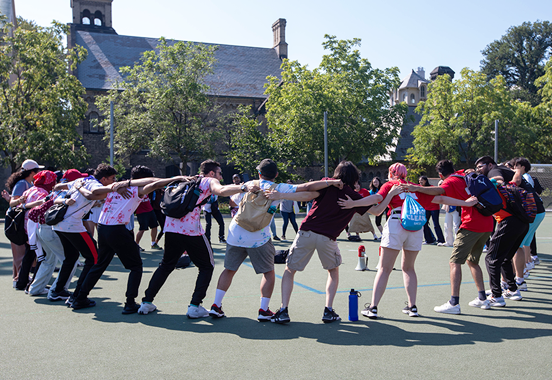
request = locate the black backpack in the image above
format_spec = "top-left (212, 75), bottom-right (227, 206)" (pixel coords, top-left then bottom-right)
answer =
top-left (160, 177), bottom-right (210, 219)
top-left (4, 207), bottom-right (27, 245)
top-left (452, 172), bottom-right (503, 216)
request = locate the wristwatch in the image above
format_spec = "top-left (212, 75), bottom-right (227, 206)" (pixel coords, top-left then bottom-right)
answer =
top-left (241, 184), bottom-right (247, 192)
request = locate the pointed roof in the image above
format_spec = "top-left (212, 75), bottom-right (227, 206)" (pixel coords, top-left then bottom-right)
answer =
top-left (398, 69), bottom-right (429, 90)
top-left (0, 0), bottom-right (17, 28)
top-left (74, 31), bottom-right (283, 99)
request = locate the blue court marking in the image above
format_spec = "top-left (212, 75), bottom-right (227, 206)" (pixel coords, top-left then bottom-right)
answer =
top-left (243, 262), bottom-right (471, 295)
top-left (243, 262), bottom-right (325, 294)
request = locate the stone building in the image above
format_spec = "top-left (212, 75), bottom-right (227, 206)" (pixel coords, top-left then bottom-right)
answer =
top-left (67, 0), bottom-right (285, 181)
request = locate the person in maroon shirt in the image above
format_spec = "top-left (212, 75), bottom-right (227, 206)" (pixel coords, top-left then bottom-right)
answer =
top-left (268, 161), bottom-right (380, 324)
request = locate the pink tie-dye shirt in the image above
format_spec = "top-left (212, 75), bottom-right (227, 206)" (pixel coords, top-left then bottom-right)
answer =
top-left (98, 187), bottom-right (142, 226)
top-left (164, 177), bottom-right (214, 236)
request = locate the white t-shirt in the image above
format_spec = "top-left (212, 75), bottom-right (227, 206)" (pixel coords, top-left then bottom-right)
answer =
top-left (523, 173), bottom-right (534, 187)
top-left (99, 187), bottom-right (142, 226)
top-left (164, 177), bottom-right (214, 236)
top-left (53, 179), bottom-right (103, 233)
top-left (227, 180), bottom-right (297, 248)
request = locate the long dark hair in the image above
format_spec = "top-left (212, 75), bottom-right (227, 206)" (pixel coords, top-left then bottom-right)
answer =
top-left (419, 175), bottom-right (430, 187)
top-left (370, 177), bottom-right (382, 192)
top-left (5, 169), bottom-right (38, 192)
top-left (333, 161), bottom-right (360, 189)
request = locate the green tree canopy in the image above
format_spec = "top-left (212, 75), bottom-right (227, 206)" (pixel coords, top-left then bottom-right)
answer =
top-left (481, 20), bottom-right (552, 105)
top-left (0, 18), bottom-right (89, 172)
top-left (409, 68), bottom-right (524, 168)
top-left (233, 35), bottom-right (406, 173)
top-left (97, 38), bottom-right (220, 172)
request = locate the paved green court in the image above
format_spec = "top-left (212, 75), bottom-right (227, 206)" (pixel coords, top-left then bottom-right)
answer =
top-left (1, 214), bottom-right (551, 379)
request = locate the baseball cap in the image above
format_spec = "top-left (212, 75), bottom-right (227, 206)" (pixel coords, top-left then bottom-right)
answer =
top-left (21, 159), bottom-right (44, 171)
top-left (62, 169), bottom-right (89, 182)
top-left (256, 159), bottom-right (278, 179)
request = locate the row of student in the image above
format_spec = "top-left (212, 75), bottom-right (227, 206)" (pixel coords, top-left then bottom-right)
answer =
top-left (4, 156), bottom-right (543, 322)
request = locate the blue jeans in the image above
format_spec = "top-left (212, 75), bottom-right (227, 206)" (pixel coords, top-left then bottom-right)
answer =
top-left (423, 210), bottom-right (445, 244)
top-left (281, 212), bottom-right (298, 237)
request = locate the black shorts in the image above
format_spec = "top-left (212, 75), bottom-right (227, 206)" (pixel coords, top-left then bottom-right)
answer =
top-left (137, 210), bottom-right (158, 231)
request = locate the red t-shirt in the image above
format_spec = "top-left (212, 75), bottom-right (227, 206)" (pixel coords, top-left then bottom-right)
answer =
top-left (135, 196), bottom-right (153, 215)
top-left (440, 171), bottom-right (494, 233)
top-left (358, 188), bottom-right (370, 198)
top-left (378, 180), bottom-right (435, 216)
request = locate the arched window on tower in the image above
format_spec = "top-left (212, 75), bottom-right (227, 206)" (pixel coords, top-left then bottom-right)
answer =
top-left (94, 11), bottom-right (103, 26)
top-left (82, 9), bottom-right (91, 25)
top-left (420, 86), bottom-right (426, 98)
top-left (410, 94), bottom-right (416, 104)
top-left (89, 112), bottom-right (99, 133)
top-left (402, 93), bottom-right (407, 102)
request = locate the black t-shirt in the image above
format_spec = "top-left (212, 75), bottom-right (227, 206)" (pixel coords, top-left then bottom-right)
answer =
top-left (487, 165), bottom-right (514, 183)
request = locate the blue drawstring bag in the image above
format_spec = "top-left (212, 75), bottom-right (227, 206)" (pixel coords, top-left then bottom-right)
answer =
top-left (400, 193), bottom-right (426, 231)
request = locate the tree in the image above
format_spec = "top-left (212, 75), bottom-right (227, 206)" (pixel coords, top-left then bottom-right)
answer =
top-left (97, 38), bottom-right (221, 173)
top-left (481, 20), bottom-right (552, 105)
top-left (408, 68), bottom-right (521, 168)
top-left (0, 18), bottom-right (89, 172)
top-left (261, 35), bottom-right (406, 171)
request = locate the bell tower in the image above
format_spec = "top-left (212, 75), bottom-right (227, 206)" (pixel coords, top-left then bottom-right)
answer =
top-left (70, 0), bottom-right (116, 33)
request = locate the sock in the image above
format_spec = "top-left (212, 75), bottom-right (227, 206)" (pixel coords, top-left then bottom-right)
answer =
top-left (214, 289), bottom-right (226, 307)
top-left (260, 297), bottom-right (270, 311)
top-left (478, 291), bottom-right (486, 301)
top-left (326, 306), bottom-right (333, 311)
top-left (450, 296), bottom-right (460, 306)
top-left (190, 303), bottom-right (199, 308)
top-left (515, 276), bottom-right (523, 285)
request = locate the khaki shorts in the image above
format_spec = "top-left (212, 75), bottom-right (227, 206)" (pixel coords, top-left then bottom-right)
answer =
top-left (224, 240), bottom-right (275, 274)
top-left (380, 217), bottom-right (423, 252)
top-left (286, 230), bottom-right (342, 271)
top-left (450, 229), bottom-right (491, 264)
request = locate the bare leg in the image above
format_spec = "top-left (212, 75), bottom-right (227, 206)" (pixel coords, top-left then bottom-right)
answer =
top-left (260, 270), bottom-right (275, 298)
top-left (150, 227), bottom-right (157, 245)
top-left (467, 260), bottom-right (485, 292)
top-left (371, 247), bottom-right (400, 307)
top-left (281, 266), bottom-right (296, 308)
top-left (513, 248), bottom-right (525, 278)
top-left (523, 246), bottom-right (532, 264)
top-left (450, 262), bottom-right (462, 297)
top-left (402, 249), bottom-right (419, 307)
top-left (216, 269), bottom-right (237, 292)
top-left (135, 230), bottom-right (145, 245)
top-left (325, 267), bottom-right (339, 308)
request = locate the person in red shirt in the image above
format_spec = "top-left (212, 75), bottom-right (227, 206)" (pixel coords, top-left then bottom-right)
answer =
top-left (340, 163), bottom-right (439, 319)
top-left (402, 160), bottom-right (490, 314)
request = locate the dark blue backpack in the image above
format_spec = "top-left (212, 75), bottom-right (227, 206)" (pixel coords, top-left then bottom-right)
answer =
top-left (453, 172), bottom-right (503, 216)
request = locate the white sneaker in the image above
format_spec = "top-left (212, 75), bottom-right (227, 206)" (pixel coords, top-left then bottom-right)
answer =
top-left (187, 304), bottom-right (209, 319)
top-left (516, 281), bottom-right (527, 291)
top-left (503, 289), bottom-right (522, 301)
top-left (531, 255), bottom-right (540, 265)
top-left (137, 302), bottom-right (157, 315)
top-left (434, 301), bottom-right (461, 314)
top-left (526, 261), bottom-right (535, 271)
top-left (487, 296), bottom-right (506, 307)
top-left (468, 298), bottom-right (490, 310)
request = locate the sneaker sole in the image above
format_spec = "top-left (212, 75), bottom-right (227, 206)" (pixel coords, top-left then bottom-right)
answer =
top-left (361, 311), bottom-right (378, 319)
top-left (187, 314), bottom-right (209, 319)
top-left (322, 318), bottom-right (341, 323)
top-left (257, 315), bottom-right (272, 321)
top-left (434, 309), bottom-right (460, 314)
top-left (270, 319), bottom-right (290, 324)
top-left (137, 307), bottom-right (157, 315)
top-left (209, 312), bottom-right (225, 318)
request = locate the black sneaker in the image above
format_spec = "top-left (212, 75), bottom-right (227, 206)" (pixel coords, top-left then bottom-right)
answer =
top-left (219, 237), bottom-right (227, 244)
top-left (361, 304), bottom-right (378, 319)
top-left (322, 307), bottom-right (341, 323)
top-left (48, 289), bottom-right (72, 301)
top-left (402, 304), bottom-right (419, 317)
top-left (122, 302), bottom-right (140, 314)
top-left (209, 303), bottom-right (226, 318)
top-left (271, 307), bottom-right (290, 324)
top-left (72, 298), bottom-right (96, 310)
top-left (272, 236), bottom-right (281, 241)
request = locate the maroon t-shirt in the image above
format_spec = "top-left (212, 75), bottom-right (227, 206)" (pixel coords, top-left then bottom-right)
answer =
top-left (300, 181), bottom-right (371, 241)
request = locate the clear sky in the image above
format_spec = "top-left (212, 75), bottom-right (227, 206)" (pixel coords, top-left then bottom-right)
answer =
top-left (12, 0), bottom-right (552, 81)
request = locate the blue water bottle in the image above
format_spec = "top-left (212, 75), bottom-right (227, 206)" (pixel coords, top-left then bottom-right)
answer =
top-left (349, 289), bottom-right (361, 321)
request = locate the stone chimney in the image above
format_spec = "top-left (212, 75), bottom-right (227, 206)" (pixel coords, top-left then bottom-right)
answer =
top-left (272, 18), bottom-right (288, 60)
top-left (416, 67), bottom-right (425, 80)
